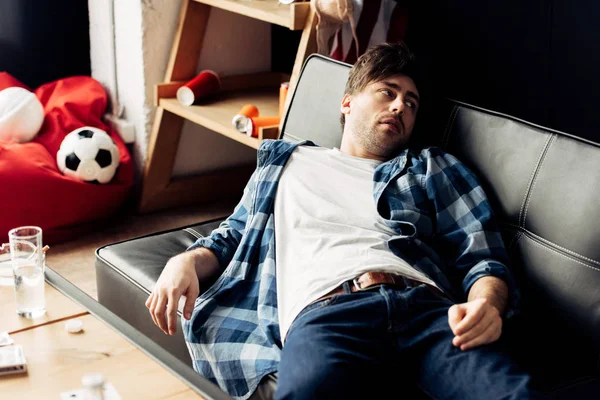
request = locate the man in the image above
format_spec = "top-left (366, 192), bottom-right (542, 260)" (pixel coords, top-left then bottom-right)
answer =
top-left (146, 43), bottom-right (546, 400)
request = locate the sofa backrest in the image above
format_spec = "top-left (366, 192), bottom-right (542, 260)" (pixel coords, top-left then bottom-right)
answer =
top-left (281, 54), bottom-right (600, 368)
top-left (281, 55), bottom-right (349, 147)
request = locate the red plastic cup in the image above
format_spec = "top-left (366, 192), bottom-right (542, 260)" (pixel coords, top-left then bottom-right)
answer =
top-left (177, 70), bottom-right (221, 106)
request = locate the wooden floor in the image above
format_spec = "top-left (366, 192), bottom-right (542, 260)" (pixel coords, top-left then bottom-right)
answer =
top-left (45, 200), bottom-right (236, 300)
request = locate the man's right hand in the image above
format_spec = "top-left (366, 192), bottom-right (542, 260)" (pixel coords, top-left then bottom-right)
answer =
top-left (145, 251), bottom-right (201, 336)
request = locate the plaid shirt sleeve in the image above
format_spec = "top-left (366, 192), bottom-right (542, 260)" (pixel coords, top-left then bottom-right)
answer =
top-left (187, 168), bottom-right (258, 268)
top-left (424, 148), bottom-right (519, 318)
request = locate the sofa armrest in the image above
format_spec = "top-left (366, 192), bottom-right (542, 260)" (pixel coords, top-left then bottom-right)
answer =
top-left (95, 219), bottom-right (224, 365)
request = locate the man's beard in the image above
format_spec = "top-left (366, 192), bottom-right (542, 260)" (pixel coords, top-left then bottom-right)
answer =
top-left (354, 117), bottom-right (409, 159)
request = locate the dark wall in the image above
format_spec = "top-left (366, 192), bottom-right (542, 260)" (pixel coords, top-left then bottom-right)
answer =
top-left (0, 0), bottom-right (90, 89)
top-left (405, 1), bottom-right (600, 143)
top-left (271, 25), bottom-right (302, 74)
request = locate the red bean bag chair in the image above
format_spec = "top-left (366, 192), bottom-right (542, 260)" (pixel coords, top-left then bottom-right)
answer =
top-left (0, 72), bottom-right (134, 244)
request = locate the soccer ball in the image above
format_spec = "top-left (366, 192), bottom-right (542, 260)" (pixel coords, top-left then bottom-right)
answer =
top-left (57, 127), bottom-right (120, 184)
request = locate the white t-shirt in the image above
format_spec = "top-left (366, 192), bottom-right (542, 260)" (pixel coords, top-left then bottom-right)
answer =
top-left (274, 146), bottom-right (439, 342)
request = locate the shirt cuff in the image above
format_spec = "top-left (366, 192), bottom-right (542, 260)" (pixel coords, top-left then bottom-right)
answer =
top-left (462, 260), bottom-right (520, 320)
top-left (187, 237), bottom-right (232, 270)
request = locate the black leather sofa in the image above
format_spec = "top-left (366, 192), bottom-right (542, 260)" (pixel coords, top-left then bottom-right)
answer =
top-left (96, 55), bottom-right (600, 399)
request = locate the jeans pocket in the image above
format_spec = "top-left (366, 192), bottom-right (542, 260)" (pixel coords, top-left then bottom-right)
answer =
top-left (299, 296), bottom-right (337, 318)
top-left (411, 284), bottom-right (455, 309)
top-left (289, 295), bottom-right (339, 330)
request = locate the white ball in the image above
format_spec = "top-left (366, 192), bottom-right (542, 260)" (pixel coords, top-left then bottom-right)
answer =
top-left (57, 127), bottom-right (120, 184)
top-left (0, 87), bottom-right (45, 143)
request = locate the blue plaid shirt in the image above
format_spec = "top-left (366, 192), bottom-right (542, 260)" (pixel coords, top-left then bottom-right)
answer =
top-left (183, 139), bottom-right (517, 400)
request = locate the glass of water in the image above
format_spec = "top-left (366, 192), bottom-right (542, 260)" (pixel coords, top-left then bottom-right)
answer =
top-left (0, 246), bottom-right (13, 286)
top-left (8, 226), bottom-right (46, 318)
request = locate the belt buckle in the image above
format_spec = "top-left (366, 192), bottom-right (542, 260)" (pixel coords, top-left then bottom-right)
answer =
top-left (353, 277), bottom-right (368, 291)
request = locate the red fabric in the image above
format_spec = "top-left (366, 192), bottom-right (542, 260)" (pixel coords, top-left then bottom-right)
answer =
top-left (387, 4), bottom-right (409, 43)
top-left (0, 72), bottom-right (30, 91)
top-left (0, 73), bottom-right (134, 244)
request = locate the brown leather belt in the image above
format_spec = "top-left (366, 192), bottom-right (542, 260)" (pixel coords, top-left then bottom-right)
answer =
top-left (312, 271), bottom-right (443, 304)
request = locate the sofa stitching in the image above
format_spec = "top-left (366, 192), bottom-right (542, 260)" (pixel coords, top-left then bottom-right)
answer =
top-left (507, 229), bottom-right (522, 255)
top-left (93, 217), bottom-right (225, 254)
top-left (504, 222), bottom-right (600, 267)
top-left (183, 228), bottom-right (203, 239)
top-left (523, 134), bottom-right (557, 225)
top-left (445, 108), bottom-right (457, 149)
top-left (527, 235), bottom-right (600, 273)
top-left (442, 106), bottom-right (460, 150)
top-left (537, 234), bottom-right (600, 266)
top-left (441, 105), bottom-right (456, 146)
top-left (518, 134), bottom-right (555, 227)
top-left (509, 231), bottom-right (524, 261)
top-left (98, 257), bottom-right (152, 295)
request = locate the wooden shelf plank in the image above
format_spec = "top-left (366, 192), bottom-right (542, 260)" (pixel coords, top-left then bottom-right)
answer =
top-left (141, 108), bottom-right (186, 206)
top-left (159, 85), bottom-right (281, 150)
top-left (155, 72), bottom-right (290, 105)
top-left (194, 0), bottom-right (310, 30)
top-left (166, 0), bottom-right (211, 81)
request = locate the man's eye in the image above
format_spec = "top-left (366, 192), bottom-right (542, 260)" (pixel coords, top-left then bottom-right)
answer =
top-left (407, 100), bottom-right (419, 110)
top-left (380, 89), bottom-right (393, 97)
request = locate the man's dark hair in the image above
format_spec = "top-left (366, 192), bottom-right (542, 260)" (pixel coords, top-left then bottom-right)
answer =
top-left (340, 42), bottom-right (422, 130)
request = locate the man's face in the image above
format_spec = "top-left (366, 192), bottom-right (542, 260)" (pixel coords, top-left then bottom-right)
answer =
top-left (340, 74), bottom-right (420, 161)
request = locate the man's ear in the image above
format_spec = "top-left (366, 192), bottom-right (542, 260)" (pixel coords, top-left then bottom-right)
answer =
top-left (340, 93), bottom-right (352, 115)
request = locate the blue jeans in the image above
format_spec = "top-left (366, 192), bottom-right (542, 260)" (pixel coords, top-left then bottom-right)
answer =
top-left (275, 282), bottom-right (547, 400)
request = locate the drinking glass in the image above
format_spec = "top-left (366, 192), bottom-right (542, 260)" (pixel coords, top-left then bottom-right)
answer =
top-left (0, 246), bottom-right (12, 286)
top-left (8, 226), bottom-right (46, 318)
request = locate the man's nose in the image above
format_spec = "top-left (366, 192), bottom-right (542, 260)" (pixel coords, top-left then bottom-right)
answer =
top-left (390, 97), bottom-right (405, 115)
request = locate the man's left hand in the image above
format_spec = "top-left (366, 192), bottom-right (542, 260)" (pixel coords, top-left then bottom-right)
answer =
top-left (448, 298), bottom-right (502, 351)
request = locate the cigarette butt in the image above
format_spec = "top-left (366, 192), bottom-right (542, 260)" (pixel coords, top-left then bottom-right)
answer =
top-left (0, 243), bottom-right (48, 254)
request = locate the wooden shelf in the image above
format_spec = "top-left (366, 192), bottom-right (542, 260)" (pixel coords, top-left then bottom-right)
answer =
top-left (158, 72), bottom-right (285, 149)
top-left (139, 0), bottom-right (317, 213)
top-left (194, 0), bottom-right (310, 30)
